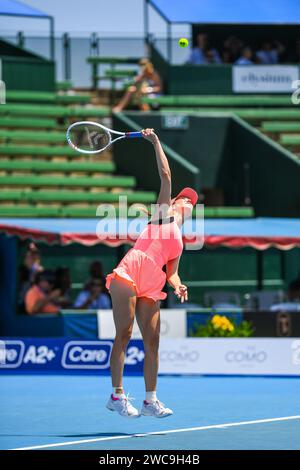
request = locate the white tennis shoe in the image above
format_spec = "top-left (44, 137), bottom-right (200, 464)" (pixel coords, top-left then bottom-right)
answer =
top-left (106, 393), bottom-right (140, 418)
top-left (141, 399), bottom-right (173, 418)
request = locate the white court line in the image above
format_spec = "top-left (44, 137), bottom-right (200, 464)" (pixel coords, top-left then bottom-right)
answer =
top-left (12, 415), bottom-right (300, 450)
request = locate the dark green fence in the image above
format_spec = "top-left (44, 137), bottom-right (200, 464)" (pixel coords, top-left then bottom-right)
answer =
top-left (2, 56), bottom-right (55, 92)
top-left (0, 38), bottom-right (55, 92)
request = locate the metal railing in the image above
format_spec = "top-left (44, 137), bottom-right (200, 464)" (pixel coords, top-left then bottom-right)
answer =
top-left (1, 33), bottom-right (191, 87)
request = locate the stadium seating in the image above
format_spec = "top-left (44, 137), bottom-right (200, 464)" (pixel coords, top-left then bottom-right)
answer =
top-left (142, 95), bottom-right (294, 107)
top-left (0, 104), bottom-right (110, 118)
top-left (0, 130), bottom-right (66, 143)
top-left (0, 92), bottom-right (158, 217)
top-left (0, 117), bottom-right (58, 129)
top-left (56, 81), bottom-right (73, 92)
top-left (6, 90), bottom-right (92, 105)
top-left (87, 56), bottom-right (140, 89)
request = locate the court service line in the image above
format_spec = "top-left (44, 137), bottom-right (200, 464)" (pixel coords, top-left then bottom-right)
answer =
top-left (12, 414), bottom-right (300, 450)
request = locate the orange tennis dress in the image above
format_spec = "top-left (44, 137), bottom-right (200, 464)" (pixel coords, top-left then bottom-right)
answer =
top-left (105, 216), bottom-right (183, 301)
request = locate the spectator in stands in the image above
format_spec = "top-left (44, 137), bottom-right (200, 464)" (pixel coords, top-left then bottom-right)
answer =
top-left (53, 266), bottom-right (72, 308)
top-left (89, 260), bottom-right (105, 283)
top-left (222, 35), bottom-right (244, 63)
top-left (256, 39), bottom-right (285, 64)
top-left (288, 38), bottom-right (300, 63)
top-left (89, 260), bottom-right (109, 295)
top-left (270, 278), bottom-right (300, 311)
top-left (25, 270), bottom-right (61, 315)
top-left (288, 278), bottom-right (300, 302)
top-left (18, 242), bottom-right (43, 312)
top-left (74, 278), bottom-right (111, 309)
top-left (235, 46), bottom-right (254, 65)
top-left (187, 33), bottom-right (221, 65)
top-left (113, 58), bottom-right (162, 113)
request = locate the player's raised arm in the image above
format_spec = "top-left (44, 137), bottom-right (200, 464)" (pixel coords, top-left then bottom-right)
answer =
top-left (141, 128), bottom-right (171, 208)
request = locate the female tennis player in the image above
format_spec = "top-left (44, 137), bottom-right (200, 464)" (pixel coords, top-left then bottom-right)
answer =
top-left (105, 128), bottom-right (198, 418)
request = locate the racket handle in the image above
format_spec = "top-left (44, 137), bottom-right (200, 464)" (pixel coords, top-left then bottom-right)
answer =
top-left (125, 131), bottom-right (143, 139)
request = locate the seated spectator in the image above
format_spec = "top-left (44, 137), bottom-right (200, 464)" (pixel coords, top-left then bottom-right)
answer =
top-left (288, 38), bottom-right (300, 63)
top-left (222, 35), bottom-right (244, 63)
top-left (74, 279), bottom-right (111, 309)
top-left (256, 40), bottom-right (285, 65)
top-left (113, 59), bottom-right (162, 113)
top-left (54, 266), bottom-right (72, 308)
top-left (89, 260), bottom-right (109, 295)
top-left (270, 279), bottom-right (300, 311)
top-left (18, 243), bottom-right (43, 312)
top-left (187, 33), bottom-right (221, 65)
top-left (25, 270), bottom-right (61, 315)
top-left (89, 260), bottom-right (105, 283)
top-left (288, 278), bottom-right (300, 302)
top-left (235, 46), bottom-right (254, 65)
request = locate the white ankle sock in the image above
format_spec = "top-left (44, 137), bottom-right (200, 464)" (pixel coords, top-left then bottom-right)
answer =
top-left (146, 391), bottom-right (157, 403)
top-left (113, 388), bottom-right (125, 398)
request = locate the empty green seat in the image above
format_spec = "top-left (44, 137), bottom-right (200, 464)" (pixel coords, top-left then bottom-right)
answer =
top-left (0, 203), bottom-right (254, 218)
top-left (105, 69), bottom-right (136, 78)
top-left (279, 134), bottom-right (300, 145)
top-left (0, 117), bottom-right (57, 128)
top-left (6, 90), bottom-right (91, 105)
top-left (0, 145), bottom-right (78, 156)
top-left (157, 108), bottom-right (300, 120)
top-left (262, 121), bottom-right (300, 132)
top-left (87, 57), bottom-right (140, 64)
top-left (203, 207), bottom-right (254, 218)
top-left (0, 104), bottom-right (110, 118)
top-left (0, 191), bottom-right (23, 201)
top-left (0, 130), bottom-right (66, 143)
top-left (0, 205), bottom-right (61, 217)
top-left (0, 159), bottom-right (115, 173)
top-left (11, 190), bottom-right (153, 203)
top-left (6, 90), bottom-right (55, 103)
top-left (0, 175), bottom-right (135, 188)
top-left (142, 95), bottom-right (293, 107)
top-left (24, 190), bottom-right (156, 203)
top-left (61, 205), bottom-right (153, 218)
top-left (56, 81), bottom-right (73, 91)
top-left (56, 95), bottom-right (91, 104)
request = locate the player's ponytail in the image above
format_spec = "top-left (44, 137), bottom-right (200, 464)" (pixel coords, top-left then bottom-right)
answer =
top-left (131, 204), bottom-right (151, 218)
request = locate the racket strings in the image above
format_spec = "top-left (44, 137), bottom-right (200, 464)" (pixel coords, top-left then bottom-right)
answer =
top-left (69, 124), bottom-right (110, 152)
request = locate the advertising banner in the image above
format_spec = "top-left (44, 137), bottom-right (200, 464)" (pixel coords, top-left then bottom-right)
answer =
top-left (1, 337), bottom-right (299, 376)
top-left (158, 338), bottom-right (300, 376)
top-left (0, 338), bottom-right (144, 374)
top-left (232, 65), bottom-right (299, 93)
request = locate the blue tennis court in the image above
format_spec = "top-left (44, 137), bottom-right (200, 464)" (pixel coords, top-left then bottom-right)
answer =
top-left (1, 374), bottom-right (299, 450)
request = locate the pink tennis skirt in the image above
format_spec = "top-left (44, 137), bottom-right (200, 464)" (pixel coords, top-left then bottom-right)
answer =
top-left (105, 248), bottom-right (167, 302)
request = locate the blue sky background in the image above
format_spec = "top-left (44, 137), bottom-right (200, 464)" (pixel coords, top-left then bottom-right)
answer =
top-left (1, 0), bottom-right (189, 37)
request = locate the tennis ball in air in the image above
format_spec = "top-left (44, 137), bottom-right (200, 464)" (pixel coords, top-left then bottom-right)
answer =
top-left (178, 38), bottom-right (188, 48)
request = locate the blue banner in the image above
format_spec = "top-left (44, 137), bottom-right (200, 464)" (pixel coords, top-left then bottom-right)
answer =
top-left (0, 338), bottom-right (145, 374)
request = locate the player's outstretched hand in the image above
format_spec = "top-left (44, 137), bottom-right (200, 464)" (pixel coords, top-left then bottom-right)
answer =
top-left (141, 128), bottom-right (158, 144)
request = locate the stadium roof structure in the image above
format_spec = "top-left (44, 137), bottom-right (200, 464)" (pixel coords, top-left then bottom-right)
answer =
top-left (0, 0), bottom-right (54, 58)
top-left (0, 0), bottom-right (49, 17)
top-left (1, 217), bottom-right (300, 250)
top-left (148, 0), bottom-right (300, 24)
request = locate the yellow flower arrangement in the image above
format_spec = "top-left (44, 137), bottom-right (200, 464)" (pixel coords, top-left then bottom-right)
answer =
top-left (190, 314), bottom-right (253, 337)
top-left (211, 315), bottom-right (234, 332)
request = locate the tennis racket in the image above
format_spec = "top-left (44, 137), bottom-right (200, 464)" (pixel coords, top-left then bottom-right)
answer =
top-left (66, 121), bottom-right (142, 154)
